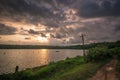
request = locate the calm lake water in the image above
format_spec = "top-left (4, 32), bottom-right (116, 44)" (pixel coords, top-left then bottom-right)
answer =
top-left (0, 49), bottom-right (83, 74)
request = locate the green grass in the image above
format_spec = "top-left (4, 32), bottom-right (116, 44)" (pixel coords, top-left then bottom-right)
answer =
top-left (0, 56), bottom-right (105, 80)
top-left (54, 63), bottom-right (102, 80)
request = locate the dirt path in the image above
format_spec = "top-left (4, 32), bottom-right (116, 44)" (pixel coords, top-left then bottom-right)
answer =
top-left (88, 59), bottom-right (118, 80)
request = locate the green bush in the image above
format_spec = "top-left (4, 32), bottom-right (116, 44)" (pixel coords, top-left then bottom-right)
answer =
top-left (87, 47), bottom-right (120, 62)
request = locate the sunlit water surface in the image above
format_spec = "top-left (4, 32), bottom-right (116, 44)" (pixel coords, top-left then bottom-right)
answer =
top-left (0, 49), bottom-right (83, 74)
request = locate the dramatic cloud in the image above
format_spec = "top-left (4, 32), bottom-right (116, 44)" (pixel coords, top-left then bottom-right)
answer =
top-left (114, 25), bottom-right (120, 32)
top-left (0, 23), bottom-right (17, 35)
top-left (28, 29), bottom-right (40, 35)
top-left (78, 0), bottom-right (120, 18)
top-left (0, 0), bottom-right (54, 17)
top-left (0, 0), bottom-right (66, 28)
top-left (0, 0), bottom-right (120, 45)
top-left (24, 37), bottom-right (31, 40)
top-left (40, 33), bottom-right (46, 37)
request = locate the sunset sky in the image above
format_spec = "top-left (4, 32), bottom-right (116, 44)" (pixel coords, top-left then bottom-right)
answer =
top-left (0, 0), bottom-right (120, 45)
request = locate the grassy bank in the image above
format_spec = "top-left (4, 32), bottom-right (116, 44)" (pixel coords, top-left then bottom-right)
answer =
top-left (0, 56), bottom-right (105, 80)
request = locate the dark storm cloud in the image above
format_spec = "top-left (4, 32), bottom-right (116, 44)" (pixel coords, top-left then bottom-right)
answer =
top-left (27, 29), bottom-right (47, 37)
top-left (78, 0), bottom-right (100, 18)
top-left (0, 0), bottom-right (65, 27)
top-left (55, 33), bottom-right (66, 39)
top-left (51, 26), bottom-right (77, 39)
top-left (78, 0), bottom-right (120, 18)
top-left (0, 0), bottom-right (120, 44)
top-left (114, 25), bottom-right (120, 32)
top-left (40, 33), bottom-right (46, 37)
top-left (50, 34), bottom-right (56, 38)
top-left (28, 29), bottom-right (40, 35)
top-left (75, 19), bottom-right (120, 42)
top-left (52, 17), bottom-right (120, 43)
top-left (25, 37), bottom-right (31, 40)
top-left (0, 23), bottom-right (17, 35)
top-left (0, 0), bottom-right (54, 17)
top-left (58, 0), bottom-right (75, 5)
top-left (41, 19), bottom-right (61, 28)
top-left (0, 0), bottom-right (120, 27)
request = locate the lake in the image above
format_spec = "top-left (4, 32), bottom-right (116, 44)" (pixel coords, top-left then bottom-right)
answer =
top-left (0, 49), bottom-right (83, 74)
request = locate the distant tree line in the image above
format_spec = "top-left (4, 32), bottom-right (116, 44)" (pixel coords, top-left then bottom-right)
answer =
top-left (0, 40), bottom-right (120, 49)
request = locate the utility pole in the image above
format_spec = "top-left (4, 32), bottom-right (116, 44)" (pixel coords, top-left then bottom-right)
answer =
top-left (81, 34), bottom-right (86, 62)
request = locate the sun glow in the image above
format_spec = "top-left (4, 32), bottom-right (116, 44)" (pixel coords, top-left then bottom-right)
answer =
top-left (37, 37), bottom-right (49, 43)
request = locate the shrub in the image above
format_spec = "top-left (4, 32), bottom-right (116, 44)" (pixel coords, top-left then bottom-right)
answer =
top-left (87, 47), bottom-right (120, 62)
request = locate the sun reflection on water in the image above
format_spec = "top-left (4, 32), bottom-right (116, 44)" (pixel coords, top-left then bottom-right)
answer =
top-left (38, 49), bottom-right (50, 65)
